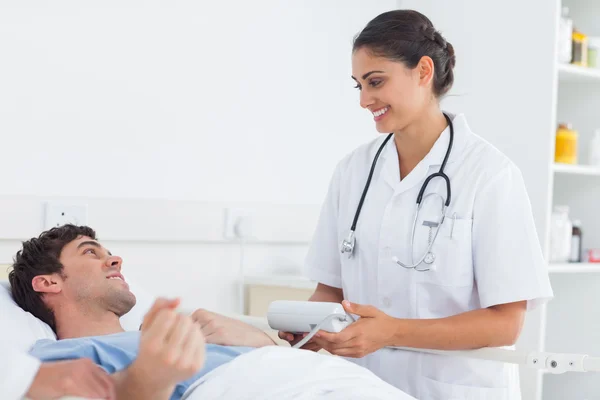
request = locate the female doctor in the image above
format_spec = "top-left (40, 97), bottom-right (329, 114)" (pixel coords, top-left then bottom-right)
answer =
top-left (279, 9), bottom-right (553, 400)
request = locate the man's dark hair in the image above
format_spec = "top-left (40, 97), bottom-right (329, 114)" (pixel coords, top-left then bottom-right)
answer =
top-left (8, 224), bottom-right (97, 332)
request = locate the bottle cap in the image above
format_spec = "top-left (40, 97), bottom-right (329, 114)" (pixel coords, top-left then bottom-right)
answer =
top-left (573, 219), bottom-right (582, 227)
top-left (558, 122), bottom-right (573, 130)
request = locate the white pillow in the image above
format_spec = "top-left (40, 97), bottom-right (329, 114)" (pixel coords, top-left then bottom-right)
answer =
top-left (0, 280), bottom-right (155, 352)
top-left (0, 280), bottom-right (55, 352)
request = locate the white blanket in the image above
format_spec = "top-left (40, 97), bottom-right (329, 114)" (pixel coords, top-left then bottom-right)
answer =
top-left (182, 346), bottom-right (415, 400)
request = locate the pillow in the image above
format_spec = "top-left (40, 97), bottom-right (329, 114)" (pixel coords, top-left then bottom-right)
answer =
top-left (0, 280), bottom-right (155, 352)
top-left (0, 280), bottom-right (55, 352)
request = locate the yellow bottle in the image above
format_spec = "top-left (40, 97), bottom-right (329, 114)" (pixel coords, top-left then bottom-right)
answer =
top-left (572, 30), bottom-right (588, 67)
top-left (555, 123), bottom-right (578, 164)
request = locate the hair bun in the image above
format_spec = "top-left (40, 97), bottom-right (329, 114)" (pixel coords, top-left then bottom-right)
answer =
top-left (445, 41), bottom-right (456, 68)
top-left (433, 31), bottom-right (447, 50)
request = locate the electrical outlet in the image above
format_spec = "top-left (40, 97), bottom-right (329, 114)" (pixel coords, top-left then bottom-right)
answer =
top-left (44, 202), bottom-right (88, 229)
top-left (223, 208), bottom-right (252, 239)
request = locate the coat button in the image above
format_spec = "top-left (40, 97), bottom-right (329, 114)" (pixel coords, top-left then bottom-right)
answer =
top-left (381, 246), bottom-right (392, 257)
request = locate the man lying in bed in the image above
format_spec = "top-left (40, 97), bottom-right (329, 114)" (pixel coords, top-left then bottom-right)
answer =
top-left (9, 224), bottom-right (408, 400)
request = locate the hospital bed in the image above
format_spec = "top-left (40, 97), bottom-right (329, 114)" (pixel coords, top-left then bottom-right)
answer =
top-left (2, 279), bottom-right (599, 400)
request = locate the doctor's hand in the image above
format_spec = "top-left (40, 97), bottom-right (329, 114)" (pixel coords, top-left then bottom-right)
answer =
top-left (27, 359), bottom-right (116, 400)
top-left (277, 331), bottom-right (323, 352)
top-left (311, 300), bottom-right (396, 358)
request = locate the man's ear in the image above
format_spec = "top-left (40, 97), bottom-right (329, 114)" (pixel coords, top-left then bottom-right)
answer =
top-left (32, 275), bottom-right (63, 294)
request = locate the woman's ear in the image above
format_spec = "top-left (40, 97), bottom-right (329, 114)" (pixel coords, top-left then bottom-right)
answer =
top-left (417, 55), bottom-right (435, 89)
top-left (32, 274), bottom-right (63, 294)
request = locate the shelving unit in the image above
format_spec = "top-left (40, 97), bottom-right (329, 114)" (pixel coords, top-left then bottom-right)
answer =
top-left (548, 263), bottom-right (600, 273)
top-left (542, 1), bottom-right (600, 399)
top-left (557, 63), bottom-right (600, 83)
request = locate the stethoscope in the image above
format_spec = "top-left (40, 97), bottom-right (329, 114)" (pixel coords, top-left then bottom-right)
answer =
top-left (340, 113), bottom-right (454, 271)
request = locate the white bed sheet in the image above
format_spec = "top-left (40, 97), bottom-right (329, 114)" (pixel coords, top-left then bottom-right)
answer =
top-left (182, 346), bottom-right (415, 400)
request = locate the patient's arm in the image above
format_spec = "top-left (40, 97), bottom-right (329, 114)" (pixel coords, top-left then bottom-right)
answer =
top-left (191, 309), bottom-right (276, 348)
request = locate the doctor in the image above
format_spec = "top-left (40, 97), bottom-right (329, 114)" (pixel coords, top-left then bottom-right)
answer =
top-left (280, 9), bottom-right (553, 399)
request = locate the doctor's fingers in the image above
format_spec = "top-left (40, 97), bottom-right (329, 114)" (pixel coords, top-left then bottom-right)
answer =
top-left (326, 346), bottom-right (367, 358)
top-left (86, 364), bottom-right (117, 400)
top-left (278, 331), bottom-right (306, 345)
top-left (315, 329), bottom-right (357, 345)
top-left (55, 359), bottom-right (116, 400)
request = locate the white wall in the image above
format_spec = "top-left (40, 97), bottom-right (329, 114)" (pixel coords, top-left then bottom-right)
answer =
top-left (0, 0), bottom-right (395, 204)
top-left (0, 1), bottom-right (397, 314)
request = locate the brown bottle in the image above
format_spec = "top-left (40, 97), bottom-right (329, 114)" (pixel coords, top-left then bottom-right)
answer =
top-left (570, 220), bottom-right (582, 263)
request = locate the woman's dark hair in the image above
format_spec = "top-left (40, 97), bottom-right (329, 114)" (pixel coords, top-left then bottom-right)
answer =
top-left (353, 9), bottom-right (456, 97)
top-left (8, 224), bottom-right (97, 332)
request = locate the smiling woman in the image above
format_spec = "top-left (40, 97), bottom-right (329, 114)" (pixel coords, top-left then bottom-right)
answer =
top-left (277, 9), bottom-right (554, 400)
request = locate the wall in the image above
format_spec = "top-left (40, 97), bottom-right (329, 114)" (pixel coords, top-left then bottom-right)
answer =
top-left (0, 1), bottom-right (397, 313)
top-left (0, 195), bottom-right (321, 313)
top-left (0, 0), bottom-right (395, 204)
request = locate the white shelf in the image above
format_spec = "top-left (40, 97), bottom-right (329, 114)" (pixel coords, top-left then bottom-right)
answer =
top-left (548, 263), bottom-right (600, 274)
top-left (558, 63), bottom-right (600, 83)
top-left (552, 163), bottom-right (600, 176)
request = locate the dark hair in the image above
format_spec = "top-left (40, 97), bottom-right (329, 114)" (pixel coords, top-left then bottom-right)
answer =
top-left (8, 224), bottom-right (97, 332)
top-left (353, 9), bottom-right (456, 97)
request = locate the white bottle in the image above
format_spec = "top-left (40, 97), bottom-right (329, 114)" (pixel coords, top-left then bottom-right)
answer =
top-left (549, 205), bottom-right (572, 263)
top-left (589, 129), bottom-right (600, 167)
top-left (558, 7), bottom-right (573, 64)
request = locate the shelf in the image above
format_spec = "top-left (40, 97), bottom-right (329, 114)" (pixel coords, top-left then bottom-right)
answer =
top-left (558, 63), bottom-right (600, 83)
top-left (553, 163), bottom-right (600, 176)
top-left (548, 263), bottom-right (600, 274)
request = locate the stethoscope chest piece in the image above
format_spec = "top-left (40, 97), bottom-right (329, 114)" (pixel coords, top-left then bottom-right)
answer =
top-left (341, 231), bottom-right (356, 258)
top-left (424, 251), bottom-right (435, 264)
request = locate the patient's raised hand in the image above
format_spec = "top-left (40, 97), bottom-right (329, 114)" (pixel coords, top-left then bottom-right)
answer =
top-left (124, 298), bottom-right (206, 399)
top-left (191, 309), bottom-right (276, 348)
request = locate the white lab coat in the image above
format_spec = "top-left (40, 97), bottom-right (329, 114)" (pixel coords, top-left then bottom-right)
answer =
top-left (0, 347), bottom-right (40, 400)
top-left (305, 113), bottom-right (553, 400)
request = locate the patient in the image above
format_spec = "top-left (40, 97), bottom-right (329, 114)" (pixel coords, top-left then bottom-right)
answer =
top-left (8, 224), bottom-right (274, 400)
top-left (10, 224), bottom-right (407, 400)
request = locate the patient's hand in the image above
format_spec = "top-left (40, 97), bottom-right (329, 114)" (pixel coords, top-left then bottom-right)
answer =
top-left (191, 309), bottom-right (275, 348)
top-left (117, 298), bottom-right (206, 400)
top-left (27, 359), bottom-right (116, 400)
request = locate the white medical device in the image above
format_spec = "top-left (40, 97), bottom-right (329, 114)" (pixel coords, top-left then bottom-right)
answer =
top-left (267, 300), bottom-right (600, 374)
top-left (267, 300), bottom-right (354, 334)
